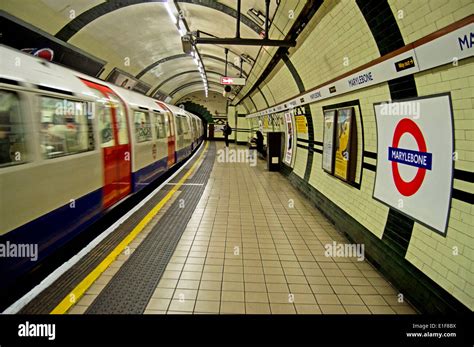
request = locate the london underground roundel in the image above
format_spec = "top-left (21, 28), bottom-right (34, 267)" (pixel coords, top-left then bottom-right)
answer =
top-left (389, 118), bottom-right (432, 196)
top-left (373, 94), bottom-right (453, 235)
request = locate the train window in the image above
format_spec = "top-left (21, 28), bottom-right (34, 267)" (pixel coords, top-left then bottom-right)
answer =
top-left (96, 101), bottom-right (114, 148)
top-left (183, 117), bottom-right (189, 134)
top-left (134, 111), bottom-right (152, 142)
top-left (180, 117), bottom-right (189, 134)
top-left (186, 118), bottom-right (191, 133)
top-left (0, 90), bottom-right (28, 167)
top-left (166, 112), bottom-right (176, 136)
top-left (86, 89), bottom-right (114, 148)
top-left (176, 116), bottom-right (183, 135)
top-left (165, 113), bottom-right (171, 137)
top-left (107, 94), bottom-right (129, 145)
top-left (40, 96), bottom-right (94, 159)
top-left (155, 113), bottom-right (166, 139)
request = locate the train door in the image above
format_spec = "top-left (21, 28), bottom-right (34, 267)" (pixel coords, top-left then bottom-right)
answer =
top-left (105, 92), bottom-right (131, 200)
top-left (166, 112), bottom-right (176, 166)
top-left (191, 118), bottom-right (197, 149)
top-left (156, 102), bottom-right (175, 167)
top-left (80, 79), bottom-right (131, 208)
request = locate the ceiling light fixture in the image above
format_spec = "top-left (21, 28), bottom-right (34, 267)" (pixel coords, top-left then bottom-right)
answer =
top-left (165, 0), bottom-right (209, 97)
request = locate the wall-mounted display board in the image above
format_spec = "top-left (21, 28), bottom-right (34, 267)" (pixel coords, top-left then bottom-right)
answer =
top-left (106, 68), bottom-right (151, 94)
top-left (373, 94), bottom-right (454, 235)
top-left (284, 112), bottom-right (295, 166)
top-left (334, 108), bottom-right (357, 181)
top-left (295, 115), bottom-right (308, 134)
top-left (322, 110), bottom-right (336, 173)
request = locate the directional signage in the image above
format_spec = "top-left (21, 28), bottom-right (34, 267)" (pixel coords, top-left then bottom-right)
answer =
top-left (373, 94), bottom-right (454, 235)
top-left (220, 77), bottom-right (246, 85)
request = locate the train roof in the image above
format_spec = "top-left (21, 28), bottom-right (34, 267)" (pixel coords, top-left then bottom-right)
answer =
top-left (73, 71), bottom-right (183, 116)
top-left (110, 86), bottom-right (165, 113)
top-left (0, 45), bottom-right (95, 100)
top-left (0, 45), bottom-right (201, 121)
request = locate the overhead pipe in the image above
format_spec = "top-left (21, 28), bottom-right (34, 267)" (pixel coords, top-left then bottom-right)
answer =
top-left (224, 48), bottom-right (229, 76)
top-left (236, 0), bottom-right (241, 39)
top-left (195, 37), bottom-right (295, 47)
top-left (264, 0), bottom-right (270, 39)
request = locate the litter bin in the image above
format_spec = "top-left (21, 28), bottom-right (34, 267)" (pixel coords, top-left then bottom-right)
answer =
top-left (267, 132), bottom-right (284, 171)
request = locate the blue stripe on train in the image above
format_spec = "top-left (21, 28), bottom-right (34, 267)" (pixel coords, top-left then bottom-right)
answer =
top-left (131, 156), bottom-right (168, 193)
top-left (176, 145), bottom-right (192, 163)
top-left (0, 189), bottom-right (103, 290)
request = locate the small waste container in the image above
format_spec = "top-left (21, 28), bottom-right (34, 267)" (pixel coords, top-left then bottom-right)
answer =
top-left (267, 132), bottom-right (284, 171)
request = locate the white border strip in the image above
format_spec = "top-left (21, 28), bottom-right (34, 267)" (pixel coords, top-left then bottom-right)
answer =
top-left (2, 141), bottom-right (205, 314)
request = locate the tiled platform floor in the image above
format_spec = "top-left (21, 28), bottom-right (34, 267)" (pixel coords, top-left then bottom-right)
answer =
top-left (144, 142), bottom-right (416, 314)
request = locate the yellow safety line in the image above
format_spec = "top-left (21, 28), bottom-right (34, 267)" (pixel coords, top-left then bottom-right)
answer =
top-left (50, 142), bottom-right (209, 314)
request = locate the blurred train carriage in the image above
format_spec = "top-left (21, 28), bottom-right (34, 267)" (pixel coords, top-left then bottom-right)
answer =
top-left (0, 45), bottom-right (204, 288)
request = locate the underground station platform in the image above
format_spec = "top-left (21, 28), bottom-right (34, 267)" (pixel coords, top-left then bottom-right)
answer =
top-left (13, 142), bottom-right (417, 316)
top-left (0, 0), bottom-right (473, 345)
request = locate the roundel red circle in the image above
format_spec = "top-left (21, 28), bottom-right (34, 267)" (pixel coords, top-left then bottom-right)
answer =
top-left (34, 48), bottom-right (54, 61)
top-left (391, 118), bottom-right (427, 196)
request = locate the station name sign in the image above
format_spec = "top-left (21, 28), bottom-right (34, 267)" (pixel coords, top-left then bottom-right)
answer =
top-left (388, 147), bottom-right (432, 170)
top-left (220, 77), bottom-right (246, 85)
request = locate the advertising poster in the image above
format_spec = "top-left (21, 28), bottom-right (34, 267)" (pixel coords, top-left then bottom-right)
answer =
top-left (334, 108), bottom-right (353, 180)
top-left (115, 74), bottom-right (137, 90)
top-left (107, 69), bottom-right (137, 90)
top-left (322, 110), bottom-right (336, 173)
top-left (284, 112), bottom-right (294, 165)
top-left (295, 115), bottom-right (308, 134)
top-left (373, 94), bottom-right (453, 235)
top-left (258, 118), bottom-right (263, 133)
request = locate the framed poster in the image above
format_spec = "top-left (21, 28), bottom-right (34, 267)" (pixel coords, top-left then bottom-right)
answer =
top-left (295, 115), bottom-right (308, 134)
top-left (284, 112), bottom-right (294, 165)
top-left (322, 110), bottom-right (336, 173)
top-left (373, 94), bottom-right (454, 235)
top-left (106, 68), bottom-right (137, 90)
top-left (334, 107), bottom-right (355, 181)
top-left (258, 118), bottom-right (263, 133)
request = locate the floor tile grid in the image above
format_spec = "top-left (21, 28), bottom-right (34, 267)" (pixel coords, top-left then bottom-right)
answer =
top-left (204, 153), bottom-right (326, 313)
top-left (273, 151), bottom-right (412, 313)
top-left (197, 150), bottom-right (374, 314)
top-left (253, 161), bottom-right (409, 314)
top-left (151, 143), bottom-right (415, 314)
top-left (254, 165), bottom-right (341, 313)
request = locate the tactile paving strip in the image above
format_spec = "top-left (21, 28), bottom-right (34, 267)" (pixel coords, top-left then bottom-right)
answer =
top-left (86, 143), bottom-right (215, 314)
top-left (19, 144), bottom-right (208, 314)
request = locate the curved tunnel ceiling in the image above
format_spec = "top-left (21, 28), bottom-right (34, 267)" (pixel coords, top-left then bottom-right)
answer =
top-left (13, 0), bottom-right (279, 101)
top-left (55, 0), bottom-right (265, 41)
